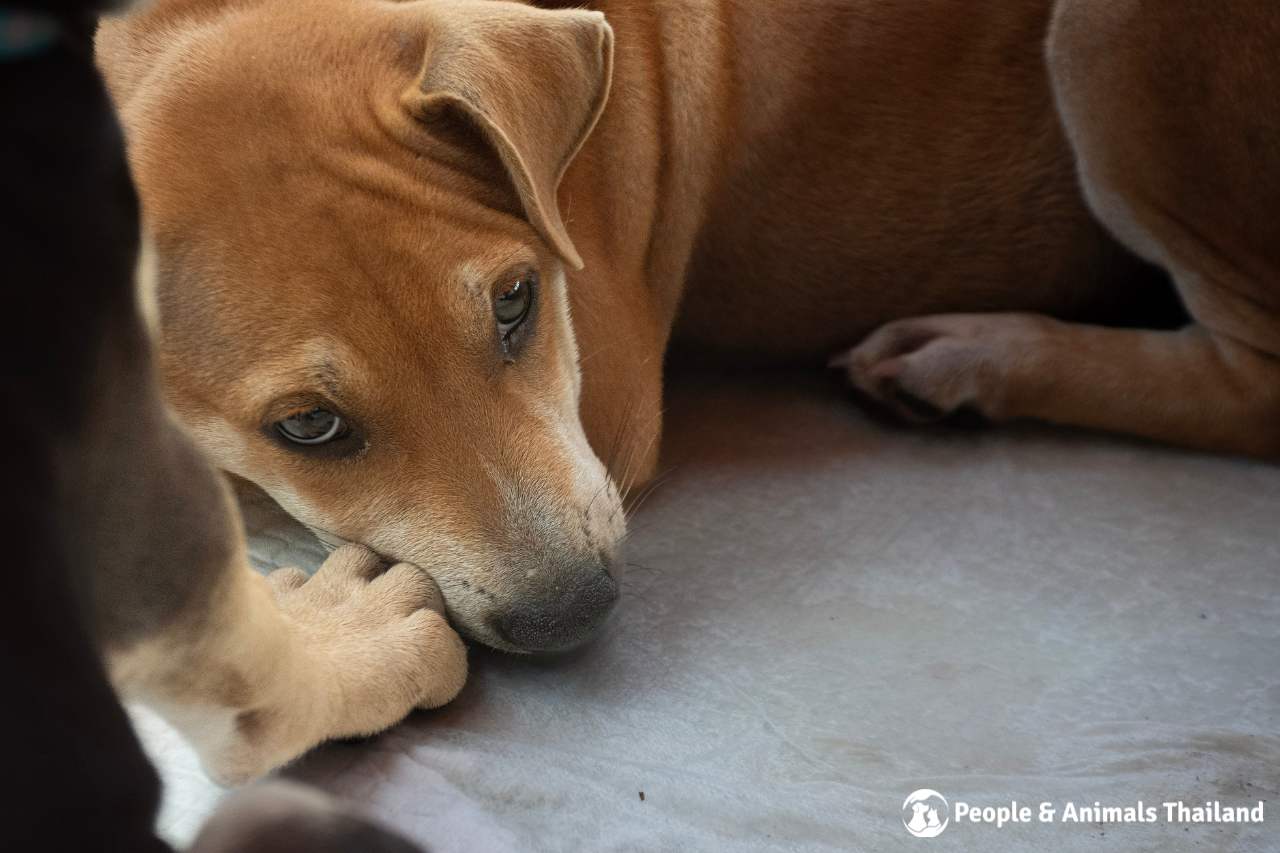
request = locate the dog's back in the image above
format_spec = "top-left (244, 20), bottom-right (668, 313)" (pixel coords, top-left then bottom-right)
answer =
top-left (635, 0), bottom-right (1132, 358)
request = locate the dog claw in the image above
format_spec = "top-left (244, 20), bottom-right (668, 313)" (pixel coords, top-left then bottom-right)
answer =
top-left (889, 387), bottom-right (947, 422)
top-left (827, 351), bottom-right (855, 369)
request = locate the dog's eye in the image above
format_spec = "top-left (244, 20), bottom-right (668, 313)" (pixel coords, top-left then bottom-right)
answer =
top-left (494, 274), bottom-right (534, 333)
top-left (276, 408), bottom-right (345, 445)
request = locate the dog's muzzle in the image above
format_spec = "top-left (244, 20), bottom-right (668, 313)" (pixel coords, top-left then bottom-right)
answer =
top-left (493, 553), bottom-right (620, 652)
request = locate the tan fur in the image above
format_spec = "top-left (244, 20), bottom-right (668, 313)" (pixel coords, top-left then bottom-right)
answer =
top-left (838, 1), bottom-right (1280, 458)
top-left (110, 540), bottom-right (466, 784)
top-left (94, 0), bottom-right (1279, 678)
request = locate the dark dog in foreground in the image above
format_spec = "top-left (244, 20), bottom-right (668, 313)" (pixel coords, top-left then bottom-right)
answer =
top-left (2, 2), bottom-right (464, 847)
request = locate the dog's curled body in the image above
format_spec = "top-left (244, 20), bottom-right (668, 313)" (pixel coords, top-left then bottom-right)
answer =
top-left (560, 0), bottom-right (1280, 457)
top-left (95, 0), bottom-right (1280, 661)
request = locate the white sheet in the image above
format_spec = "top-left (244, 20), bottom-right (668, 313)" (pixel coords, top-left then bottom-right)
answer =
top-left (133, 371), bottom-right (1280, 852)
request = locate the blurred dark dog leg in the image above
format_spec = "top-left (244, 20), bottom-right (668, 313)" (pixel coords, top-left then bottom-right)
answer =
top-left (1, 8), bottom-right (168, 850)
top-left (191, 783), bottom-right (425, 853)
top-left (1, 7), bottom-right (430, 850)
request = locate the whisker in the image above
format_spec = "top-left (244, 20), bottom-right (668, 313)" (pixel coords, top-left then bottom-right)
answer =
top-left (621, 587), bottom-right (659, 613)
top-left (301, 523), bottom-right (344, 553)
top-left (608, 396), bottom-right (639, 476)
top-left (585, 396), bottom-right (636, 520)
top-left (624, 466), bottom-right (676, 520)
top-left (624, 560), bottom-right (667, 579)
top-left (616, 405), bottom-right (666, 503)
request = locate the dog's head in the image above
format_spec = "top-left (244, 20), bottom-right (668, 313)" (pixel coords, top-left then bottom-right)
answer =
top-left (97, 0), bottom-right (626, 652)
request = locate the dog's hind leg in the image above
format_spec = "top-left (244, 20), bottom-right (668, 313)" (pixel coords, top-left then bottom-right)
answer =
top-left (835, 1), bottom-right (1280, 458)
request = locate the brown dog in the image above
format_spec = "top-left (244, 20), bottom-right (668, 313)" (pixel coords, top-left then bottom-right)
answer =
top-left (95, 0), bottom-right (1279, 670)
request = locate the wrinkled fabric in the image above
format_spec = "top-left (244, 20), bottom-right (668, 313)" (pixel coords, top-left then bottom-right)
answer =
top-left (134, 370), bottom-right (1280, 852)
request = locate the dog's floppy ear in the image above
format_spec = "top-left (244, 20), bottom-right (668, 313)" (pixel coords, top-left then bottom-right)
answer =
top-left (402, 3), bottom-right (614, 270)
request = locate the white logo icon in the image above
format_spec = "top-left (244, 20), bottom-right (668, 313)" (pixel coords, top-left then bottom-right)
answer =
top-left (903, 789), bottom-right (950, 838)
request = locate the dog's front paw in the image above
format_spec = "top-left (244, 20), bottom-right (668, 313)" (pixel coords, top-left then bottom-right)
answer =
top-left (832, 313), bottom-right (1056, 424)
top-left (270, 544), bottom-right (468, 717)
top-left (202, 546), bottom-right (467, 784)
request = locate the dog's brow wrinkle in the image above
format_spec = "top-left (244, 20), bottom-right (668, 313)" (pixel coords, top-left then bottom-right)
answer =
top-left (456, 249), bottom-right (539, 295)
top-left (456, 262), bottom-right (488, 298)
top-left (316, 361), bottom-right (343, 398)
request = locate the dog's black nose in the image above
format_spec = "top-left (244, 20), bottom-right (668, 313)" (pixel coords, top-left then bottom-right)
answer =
top-left (495, 560), bottom-right (619, 652)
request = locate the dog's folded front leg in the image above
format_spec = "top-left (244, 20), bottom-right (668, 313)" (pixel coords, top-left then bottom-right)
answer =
top-left (109, 488), bottom-right (467, 785)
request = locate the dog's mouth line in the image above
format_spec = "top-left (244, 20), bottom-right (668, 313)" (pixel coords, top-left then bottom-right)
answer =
top-left (301, 522), bottom-right (346, 554)
top-left (293, 518), bottom-right (626, 654)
